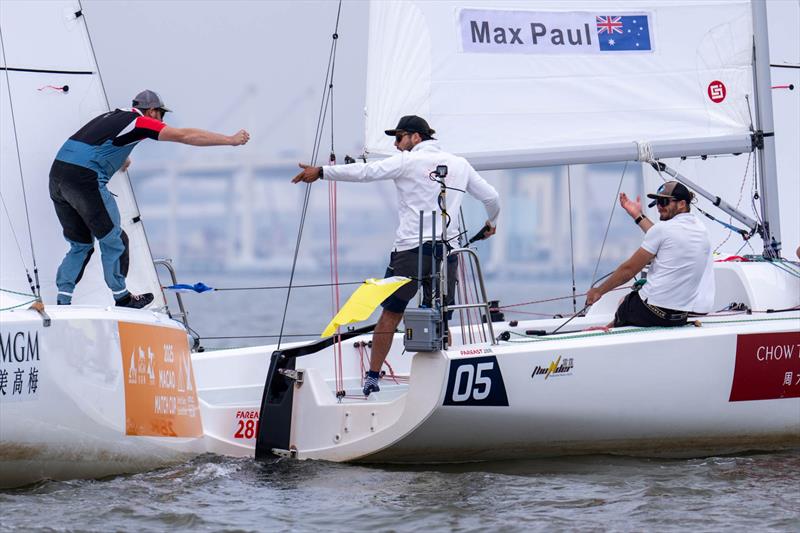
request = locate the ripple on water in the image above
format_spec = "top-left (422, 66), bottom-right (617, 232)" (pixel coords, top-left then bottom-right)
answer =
top-left (1, 451), bottom-right (799, 532)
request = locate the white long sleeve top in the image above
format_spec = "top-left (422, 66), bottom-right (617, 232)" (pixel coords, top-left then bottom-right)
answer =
top-left (322, 140), bottom-right (500, 251)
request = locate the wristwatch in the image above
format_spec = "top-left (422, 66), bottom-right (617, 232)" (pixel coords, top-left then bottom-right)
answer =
top-left (319, 166), bottom-right (324, 179)
top-left (634, 213), bottom-right (646, 225)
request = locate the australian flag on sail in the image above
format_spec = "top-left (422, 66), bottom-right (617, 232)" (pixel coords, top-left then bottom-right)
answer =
top-left (596, 15), bottom-right (652, 51)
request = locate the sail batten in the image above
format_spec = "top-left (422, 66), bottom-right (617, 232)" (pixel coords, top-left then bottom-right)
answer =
top-left (366, 0), bottom-right (755, 168)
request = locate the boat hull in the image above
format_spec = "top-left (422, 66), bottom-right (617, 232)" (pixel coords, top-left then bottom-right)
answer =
top-left (0, 307), bottom-right (205, 488)
top-left (247, 262), bottom-right (800, 463)
top-left (362, 324), bottom-right (800, 462)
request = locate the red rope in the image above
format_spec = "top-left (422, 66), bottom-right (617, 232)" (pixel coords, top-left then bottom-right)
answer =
top-left (328, 164), bottom-right (345, 394)
top-left (37, 85), bottom-right (67, 92)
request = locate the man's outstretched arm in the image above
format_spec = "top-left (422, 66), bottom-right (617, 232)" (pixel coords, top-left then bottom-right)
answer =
top-left (159, 127), bottom-right (250, 146)
top-left (585, 247), bottom-right (654, 305)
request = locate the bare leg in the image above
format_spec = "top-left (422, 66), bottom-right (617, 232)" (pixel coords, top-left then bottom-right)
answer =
top-left (370, 309), bottom-right (403, 372)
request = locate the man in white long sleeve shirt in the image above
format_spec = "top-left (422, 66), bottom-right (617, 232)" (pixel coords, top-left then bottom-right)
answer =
top-left (293, 115), bottom-right (500, 396)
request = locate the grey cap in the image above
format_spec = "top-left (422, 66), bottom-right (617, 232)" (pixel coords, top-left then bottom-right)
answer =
top-left (132, 89), bottom-right (171, 112)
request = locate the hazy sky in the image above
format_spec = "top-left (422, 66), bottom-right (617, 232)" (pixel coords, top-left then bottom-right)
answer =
top-left (82, 0), bottom-right (370, 164)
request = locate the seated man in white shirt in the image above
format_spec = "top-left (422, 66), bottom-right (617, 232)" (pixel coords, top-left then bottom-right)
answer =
top-left (293, 115), bottom-right (501, 395)
top-left (585, 181), bottom-right (714, 327)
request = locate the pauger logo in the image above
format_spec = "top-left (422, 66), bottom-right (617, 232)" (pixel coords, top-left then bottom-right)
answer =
top-left (531, 356), bottom-right (574, 380)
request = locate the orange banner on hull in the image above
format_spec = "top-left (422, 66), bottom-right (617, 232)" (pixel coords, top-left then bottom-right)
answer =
top-left (119, 322), bottom-right (203, 437)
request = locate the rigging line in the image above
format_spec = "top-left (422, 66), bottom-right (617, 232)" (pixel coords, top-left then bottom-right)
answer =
top-left (213, 280), bottom-right (364, 291)
top-left (566, 166), bottom-right (577, 313)
top-left (0, 190), bottom-right (33, 278)
top-left (743, 94), bottom-right (766, 231)
top-left (590, 161), bottom-right (628, 287)
top-left (276, 182), bottom-right (313, 351)
top-left (714, 151), bottom-right (753, 253)
top-left (79, 2), bottom-right (155, 242)
top-left (276, 0), bottom-right (343, 350)
top-left (0, 67), bottom-right (94, 74)
top-left (76, 2), bottom-right (110, 110)
top-left (325, 6), bottom-right (343, 393)
top-left (0, 26), bottom-right (40, 298)
top-left (734, 239), bottom-right (755, 257)
top-left (202, 331), bottom-right (401, 340)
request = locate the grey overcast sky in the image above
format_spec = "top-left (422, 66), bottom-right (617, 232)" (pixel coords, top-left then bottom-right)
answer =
top-left (82, 0), bottom-right (370, 163)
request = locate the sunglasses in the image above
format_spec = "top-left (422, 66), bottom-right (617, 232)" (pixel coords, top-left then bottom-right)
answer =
top-left (655, 197), bottom-right (676, 207)
top-left (395, 132), bottom-right (410, 143)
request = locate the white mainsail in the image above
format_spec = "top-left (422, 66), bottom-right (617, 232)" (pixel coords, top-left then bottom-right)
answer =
top-left (365, 0), bottom-right (756, 169)
top-left (0, 0), bottom-right (164, 307)
top-left (642, 0), bottom-right (800, 256)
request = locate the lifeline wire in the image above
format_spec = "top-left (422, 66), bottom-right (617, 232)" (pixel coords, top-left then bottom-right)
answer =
top-left (0, 25), bottom-right (40, 298)
top-left (276, 0), bottom-right (343, 351)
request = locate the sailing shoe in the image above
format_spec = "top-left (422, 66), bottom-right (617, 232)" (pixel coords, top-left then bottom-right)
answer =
top-left (363, 370), bottom-right (381, 396)
top-left (115, 292), bottom-right (154, 309)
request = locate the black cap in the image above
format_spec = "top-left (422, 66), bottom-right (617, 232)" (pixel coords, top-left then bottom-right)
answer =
top-left (385, 115), bottom-right (435, 137)
top-left (646, 181), bottom-right (693, 208)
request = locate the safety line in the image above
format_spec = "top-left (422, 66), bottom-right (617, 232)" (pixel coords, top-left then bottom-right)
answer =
top-left (503, 315), bottom-right (799, 344)
top-left (0, 299), bottom-right (38, 312)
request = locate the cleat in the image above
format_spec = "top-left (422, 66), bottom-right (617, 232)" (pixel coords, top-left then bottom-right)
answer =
top-left (115, 292), bottom-right (154, 309)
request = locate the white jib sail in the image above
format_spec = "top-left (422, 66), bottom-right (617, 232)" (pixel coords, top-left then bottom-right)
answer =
top-left (365, 0), bottom-right (756, 169)
top-left (0, 0), bottom-right (164, 307)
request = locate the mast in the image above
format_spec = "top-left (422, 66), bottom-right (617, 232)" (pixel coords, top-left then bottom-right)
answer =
top-left (751, 0), bottom-right (781, 258)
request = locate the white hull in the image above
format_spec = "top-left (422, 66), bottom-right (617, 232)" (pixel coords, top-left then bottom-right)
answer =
top-left (0, 307), bottom-right (205, 488)
top-left (3, 262), bottom-right (797, 486)
top-left (195, 262), bottom-right (800, 463)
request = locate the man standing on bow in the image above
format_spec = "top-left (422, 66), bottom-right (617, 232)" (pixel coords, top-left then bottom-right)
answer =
top-left (585, 181), bottom-right (714, 327)
top-left (50, 90), bottom-right (250, 308)
top-left (293, 115), bottom-right (501, 396)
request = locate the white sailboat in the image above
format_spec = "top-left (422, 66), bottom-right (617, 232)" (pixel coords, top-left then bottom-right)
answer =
top-left (2, 0), bottom-right (797, 487)
top-left (220, 0), bottom-right (798, 462)
top-left (0, 1), bottom-right (205, 487)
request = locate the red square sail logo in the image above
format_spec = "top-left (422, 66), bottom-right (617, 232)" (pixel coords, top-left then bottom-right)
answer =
top-left (729, 332), bottom-right (800, 402)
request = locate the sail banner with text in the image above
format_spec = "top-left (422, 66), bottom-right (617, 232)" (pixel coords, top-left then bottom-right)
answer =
top-left (459, 11), bottom-right (653, 54)
top-left (366, 0), bottom-right (754, 169)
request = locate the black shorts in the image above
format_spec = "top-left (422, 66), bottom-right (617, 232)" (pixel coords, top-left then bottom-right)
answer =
top-left (613, 291), bottom-right (688, 328)
top-left (381, 242), bottom-right (458, 315)
top-left (49, 159), bottom-right (115, 242)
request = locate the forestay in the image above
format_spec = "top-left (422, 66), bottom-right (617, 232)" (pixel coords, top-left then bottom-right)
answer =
top-left (0, 1), bottom-right (163, 307)
top-left (365, 0), bottom-right (755, 169)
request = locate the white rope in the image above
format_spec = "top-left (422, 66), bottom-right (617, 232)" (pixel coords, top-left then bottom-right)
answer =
top-left (636, 141), bottom-right (655, 163)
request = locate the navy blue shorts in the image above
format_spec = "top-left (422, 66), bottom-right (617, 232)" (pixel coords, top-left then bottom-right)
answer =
top-left (381, 242), bottom-right (458, 315)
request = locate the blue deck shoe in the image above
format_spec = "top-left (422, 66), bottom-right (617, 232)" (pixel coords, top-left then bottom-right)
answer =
top-left (363, 370), bottom-right (381, 396)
